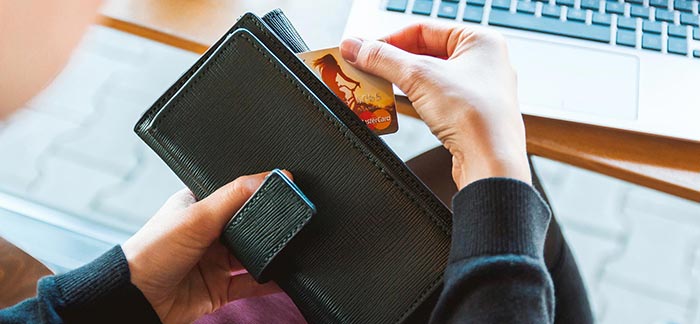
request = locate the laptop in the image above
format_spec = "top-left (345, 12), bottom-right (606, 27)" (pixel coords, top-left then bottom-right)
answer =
top-left (343, 0), bottom-right (700, 142)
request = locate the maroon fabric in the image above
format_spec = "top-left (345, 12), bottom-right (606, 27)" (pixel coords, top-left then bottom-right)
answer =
top-left (195, 293), bottom-right (306, 324)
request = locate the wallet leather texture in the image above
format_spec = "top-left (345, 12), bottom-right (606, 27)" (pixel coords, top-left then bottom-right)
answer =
top-left (221, 169), bottom-right (315, 283)
top-left (134, 12), bottom-right (453, 324)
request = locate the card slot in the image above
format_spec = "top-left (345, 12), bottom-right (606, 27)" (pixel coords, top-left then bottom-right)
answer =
top-left (242, 16), bottom-right (452, 231)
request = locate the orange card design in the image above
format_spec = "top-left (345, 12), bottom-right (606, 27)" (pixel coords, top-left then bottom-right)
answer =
top-left (297, 47), bottom-right (398, 135)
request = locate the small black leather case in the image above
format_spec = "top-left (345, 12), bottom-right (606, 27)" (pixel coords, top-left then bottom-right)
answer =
top-left (220, 169), bottom-right (315, 283)
top-left (134, 12), bottom-right (452, 324)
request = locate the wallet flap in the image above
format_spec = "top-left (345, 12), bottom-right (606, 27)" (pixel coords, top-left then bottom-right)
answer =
top-left (221, 170), bottom-right (315, 283)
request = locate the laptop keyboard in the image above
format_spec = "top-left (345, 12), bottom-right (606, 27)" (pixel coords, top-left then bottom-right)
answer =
top-left (385, 0), bottom-right (700, 57)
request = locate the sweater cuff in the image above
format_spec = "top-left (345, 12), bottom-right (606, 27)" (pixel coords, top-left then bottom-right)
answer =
top-left (450, 178), bottom-right (552, 263)
top-left (51, 245), bottom-right (161, 323)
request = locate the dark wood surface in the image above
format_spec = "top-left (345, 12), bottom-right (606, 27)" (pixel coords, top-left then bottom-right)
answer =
top-left (0, 237), bottom-right (53, 309)
top-left (395, 97), bottom-right (700, 201)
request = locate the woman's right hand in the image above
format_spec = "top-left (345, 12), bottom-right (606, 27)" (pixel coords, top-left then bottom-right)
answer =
top-left (340, 23), bottom-right (531, 189)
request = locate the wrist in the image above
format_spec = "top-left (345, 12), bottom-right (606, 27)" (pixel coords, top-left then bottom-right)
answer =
top-left (122, 238), bottom-right (163, 317)
top-left (451, 146), bottom-right (531, 190)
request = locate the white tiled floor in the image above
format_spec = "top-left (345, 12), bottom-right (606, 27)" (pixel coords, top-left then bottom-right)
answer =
top-left (533, 157), bottom-right (700, 323)
top-left (0, 25), bottom-right (699, 323)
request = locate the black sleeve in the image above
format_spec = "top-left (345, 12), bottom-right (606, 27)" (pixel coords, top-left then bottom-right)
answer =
top-left (430, 178), bottom-right (555, 324)
top-left (0, 246), bottom-right (161, 324)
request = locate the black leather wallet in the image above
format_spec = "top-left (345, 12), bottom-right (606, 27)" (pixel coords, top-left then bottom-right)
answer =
top-left (134, 12), bottom-right (452, 324)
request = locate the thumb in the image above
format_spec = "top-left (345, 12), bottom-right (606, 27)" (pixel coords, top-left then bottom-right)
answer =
top-left (340, 37), bottom-right (427, 97)
top-left (191, 170), bottom-right (294, 243)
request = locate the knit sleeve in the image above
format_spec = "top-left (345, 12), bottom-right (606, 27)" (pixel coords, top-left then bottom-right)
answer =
top-left (0, 246), bottom-right (161, 324)
top-left (430, 178), bottom-right (555, 324)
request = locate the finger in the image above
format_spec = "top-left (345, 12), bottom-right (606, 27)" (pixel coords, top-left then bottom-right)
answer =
top-left (379, 23), bottom-right (471, 58)
top-left (279, 169), bottom-right (293, 181)
top-left (228, 273), bottom-right (283, 301)
top-left (340, 37), bottom-right (429, 97)
top-left (192, 170), bottom-right (293, 241)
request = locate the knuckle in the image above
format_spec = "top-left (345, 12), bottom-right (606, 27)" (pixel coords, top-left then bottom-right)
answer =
top-left (226, 177), bottom-right (251, 200)
top-left (173, 188), bottom-right (197, 205)
top-left (360, 42), bottom-right (386, 70)
top-left (414, 22), bottom-right (430, 31)
top-left (403, 63), bottom-right (426, 83)
top-left (194, 178), bottom-right (245, 215)
top-left (487, 30), bottom-right (508, 45)
top-left (471, 28), bottom-right (508, 49)
top-left (489, 33), bottom-right (510, 54)
top-left (399, 59), bottom-right (432, 94)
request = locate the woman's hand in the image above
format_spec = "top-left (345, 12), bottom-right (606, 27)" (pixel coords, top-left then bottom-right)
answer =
top-left (122, 171), bottom-right (288, 324)
top-left (341, 23), bottom-right (530, 189)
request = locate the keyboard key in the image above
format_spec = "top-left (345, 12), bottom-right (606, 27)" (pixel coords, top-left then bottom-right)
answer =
top-left (649, 0), bottom-right (668, 7)
top-left (694, 49), bottom-right (700, 57)
top-left (463, 5), bottom-right (484, 22)
top-left (618, 16), bottom-right (637, 29)
top-left (593, 12), bottom-right (613, 25)
top-left (443, 0), bottom-right (459, 2)
top-left (643, 20), bottom-right (663, 33)
top-left (673, 0), bottom-right (694, 12)
top-left (581, 0), bottom-right (601, 10)
top-left (616, 29), bottom-right (637, 46)
top-left (694, 27), bottom-right (700, 39)
top-left (567, 8), bottom-right (587, 21)
top-left (517, 1), bottom-right (537, 13)
top-left (625, 0), bottom-right (644, 4)
top-left (542, 5), bottom-right (563, 18)
top-left (488, 10), bottom-right (611, 42)
top-left (668, 24), bottom-right (688, 37)
top-left (412, 0), bottom-right (434, 15)
top-left (667, 36), bottom-right (688, 54)
top-left (655, 9), bottom-right (675, 22)
top-left (630, 5), bottom-right (650, 18)
top-left (386, 0), bottom-right (409, 12)
top-left (438, 1), bottom-right (459, 18)
top-left (605, 2), bottom-right (625, 14)
top-left (556, 0), bottom-right (575, 6)
top-left (492, 0), bottom-right (512, 10)
top-left (469, 0), bottom-right (487, 6)
top-left (680, 13), bottom-right (699, 26)
top-left (641, 33), bottom-right (662, 50)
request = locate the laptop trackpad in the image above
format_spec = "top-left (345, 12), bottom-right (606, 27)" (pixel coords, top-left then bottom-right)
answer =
top-left (507, 37), bottom-right (639, 120)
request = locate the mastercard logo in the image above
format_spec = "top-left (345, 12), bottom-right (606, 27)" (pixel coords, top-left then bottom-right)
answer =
top-left (359, 109), bottom-right (392, 130)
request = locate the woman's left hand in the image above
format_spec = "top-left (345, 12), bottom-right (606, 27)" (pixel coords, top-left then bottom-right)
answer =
top-left (122, 171), bottom-right (288, 324)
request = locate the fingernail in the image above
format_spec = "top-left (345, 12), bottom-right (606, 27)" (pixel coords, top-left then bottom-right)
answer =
top-left (340, 37), bottom-right (363, 64)
top-left (280, 169), bottom-right (294, 181)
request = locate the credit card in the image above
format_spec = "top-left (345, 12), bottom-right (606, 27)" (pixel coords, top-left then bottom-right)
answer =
top-left (297, 47), bottom-right (398, 135)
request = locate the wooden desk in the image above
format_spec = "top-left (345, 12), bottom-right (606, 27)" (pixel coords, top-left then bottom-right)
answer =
top-left (98, 0), bottom-right (700, 202)
top-left (0, 237), bottom-right (52, 309)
